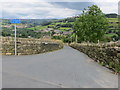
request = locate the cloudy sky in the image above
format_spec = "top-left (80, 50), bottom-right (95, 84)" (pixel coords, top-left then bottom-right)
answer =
top-left (0, 0), bottom-right (119, 19)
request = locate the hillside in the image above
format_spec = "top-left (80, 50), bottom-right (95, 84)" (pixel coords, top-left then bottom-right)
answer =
top-left (1, 14), bottom-right (120, 42)
top-left (26, 16), bottom-right (119, 42)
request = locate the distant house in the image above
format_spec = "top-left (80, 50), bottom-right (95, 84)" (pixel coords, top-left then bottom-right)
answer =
top-left (63, 31), bottom-right (72, 35)
top-left (40, 30), bottom-right (46, 33)
top-left (17, 24), bottom-right (28, 28)
top-left (3, 24), bottom-right (28, 28)
top-left (41, 28), bottom-right (53, 33)
top-left (40, 29), bottom-right (50, 33)
top-left (53, 34), bottom-right (60, 36)
top-left (34, 31), bottom-right (41, 33)
top-left (47, 28), bottom-right (53, 31)
top-left (43, 29), bottom-right (49, 32)
top-left (54, 30), bottom-right (62, 34)
top-left (3, 25), bottom-right (12, 28)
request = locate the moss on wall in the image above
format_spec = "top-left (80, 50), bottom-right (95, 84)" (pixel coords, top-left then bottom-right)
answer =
top-left (1, 37), bottom-right (63, 55)
top-left (70, 42), bottom-right (120, 73)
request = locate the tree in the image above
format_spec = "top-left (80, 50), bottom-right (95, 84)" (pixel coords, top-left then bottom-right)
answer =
top-left (74, 5), bottom-right (109, 43)
top-left (116, 31), bottom-right (120, 40)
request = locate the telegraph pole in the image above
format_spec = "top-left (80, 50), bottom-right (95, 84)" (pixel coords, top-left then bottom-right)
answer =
top-left (75, 31), bottom-right (78, 43)
top-left (14, 24), bottom-right (17, 55)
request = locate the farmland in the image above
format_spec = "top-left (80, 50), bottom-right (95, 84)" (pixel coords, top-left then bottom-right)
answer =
top-left (1, 16), bottom-right (120, 43)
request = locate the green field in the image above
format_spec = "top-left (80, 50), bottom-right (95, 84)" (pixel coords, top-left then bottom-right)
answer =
top-left (105, 33), bottom-right (118, 37)
top-left (107, 18), bottom-right (118, 22)
top-left (59, 27), bottom-right (71, 30)
top-left (28, 26), bottom-right (47, 30)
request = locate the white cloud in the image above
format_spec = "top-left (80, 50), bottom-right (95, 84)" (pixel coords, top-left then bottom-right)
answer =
top-left (93, 1), bottom-right (118, 14)
top-left (0, 0), bottom-right (119, 2)
top-left (1, 2), bottom-right (80, 19)
top-left (0, 0), bottom-right (118, 19)
top-left (0, 0), bottom-right (41, 2)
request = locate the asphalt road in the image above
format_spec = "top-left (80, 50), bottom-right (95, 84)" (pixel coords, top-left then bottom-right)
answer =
top-left (2, 46), bottom-right (118, 88)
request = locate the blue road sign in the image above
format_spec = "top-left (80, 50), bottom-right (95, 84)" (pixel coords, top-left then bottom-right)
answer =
top-left (10, 19), bottom-right (20, 24)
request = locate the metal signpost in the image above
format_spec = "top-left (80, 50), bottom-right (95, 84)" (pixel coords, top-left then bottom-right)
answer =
top-left (10, 19), bottom-right (20, 55)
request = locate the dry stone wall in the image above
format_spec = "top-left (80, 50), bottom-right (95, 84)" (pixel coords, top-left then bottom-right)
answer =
top-left (70, 42), bottom-right (120, 73)
top-left (1, 37), bottom-right (63, 55)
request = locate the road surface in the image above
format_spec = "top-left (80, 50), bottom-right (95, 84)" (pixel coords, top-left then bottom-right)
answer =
top-left (2, 46), bottom-right (118, 88)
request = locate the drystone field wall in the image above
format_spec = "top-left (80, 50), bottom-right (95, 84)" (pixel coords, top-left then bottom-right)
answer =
top-left (70, 42), bottom-right (120, 73)
top-left (1, 37), bottom-right (63, 55)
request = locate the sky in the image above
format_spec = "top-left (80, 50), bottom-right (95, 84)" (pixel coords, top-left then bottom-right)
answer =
top-left (0, 0), bottom-right (119, 19)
